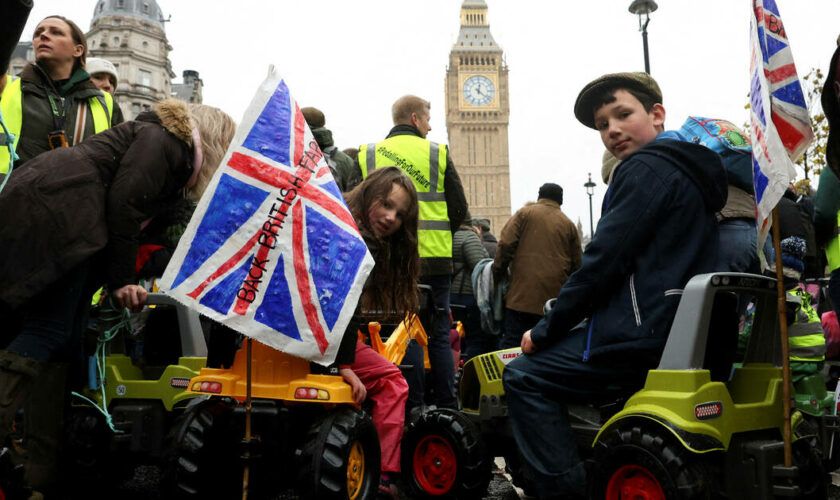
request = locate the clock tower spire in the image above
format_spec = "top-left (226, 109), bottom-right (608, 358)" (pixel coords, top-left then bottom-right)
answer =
top-left (446, 0), bottom-right (510, 233)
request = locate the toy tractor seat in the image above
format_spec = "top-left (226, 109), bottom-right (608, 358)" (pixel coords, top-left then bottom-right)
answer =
top-left (702, 291), bottom-right (739, 381)
top-left (589, 291), bottom-right (739, 418)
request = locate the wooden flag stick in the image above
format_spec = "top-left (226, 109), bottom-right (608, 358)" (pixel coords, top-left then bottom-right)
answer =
top-left (242, 337), bottom-right (253, 499)
top-left (771, 207), bottom-right (793, 467)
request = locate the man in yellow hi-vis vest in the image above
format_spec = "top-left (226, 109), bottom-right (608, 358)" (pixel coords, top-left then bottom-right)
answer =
top-left (348, 95), bottom-right (468, 410)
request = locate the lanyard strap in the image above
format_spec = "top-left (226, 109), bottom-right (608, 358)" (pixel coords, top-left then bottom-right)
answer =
top-left (46, 91), bottom-right (72, 131)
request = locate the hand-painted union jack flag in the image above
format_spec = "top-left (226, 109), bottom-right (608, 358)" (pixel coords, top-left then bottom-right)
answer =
top-left (160, 68), bottom-right (374, 365)
top-left (749, 0), bottom-right (814, 241)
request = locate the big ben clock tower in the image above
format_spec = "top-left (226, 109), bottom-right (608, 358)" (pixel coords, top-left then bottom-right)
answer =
top-left (446, 0), bottom-right (510, 233)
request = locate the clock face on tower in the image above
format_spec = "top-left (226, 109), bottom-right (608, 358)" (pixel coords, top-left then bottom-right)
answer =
top-left (463, 75), bottom-right (495, 106)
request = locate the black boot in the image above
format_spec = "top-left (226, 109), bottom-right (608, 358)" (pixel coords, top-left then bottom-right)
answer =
top-left (0, 351), bottom-right (43, 447)
top-left (20, 363), bottom-right (67, 494)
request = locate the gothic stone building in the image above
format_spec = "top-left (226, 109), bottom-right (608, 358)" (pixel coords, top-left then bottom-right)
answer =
top-left (6, 0), bottom-right (204, 120)
top-left (445, 0), bottom-right (511, 233)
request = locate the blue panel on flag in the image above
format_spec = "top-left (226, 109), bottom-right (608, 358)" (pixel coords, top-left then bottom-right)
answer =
top-left (242, 80), bottom-right (292, 165)
top-left (757, 27), bottom-right (768, 64)
top-left (255, 257), bottom-right (301, 340)
top-left (322, 180), bottom-right (344, 203)
top-left (171, 174), bottom-right (268, 289)
top-left (753, 157), bottom-right (769, 203)
top-left (199, 255), bottom-right (253, 315)
top-left (764, 35), bottom-right (788, 59)
top-left (306, 208), bottom-right (368, 330)
top-left (772, 81), bottom-right (807, 109)
top-left (763, 0), bottom-right (780, 16)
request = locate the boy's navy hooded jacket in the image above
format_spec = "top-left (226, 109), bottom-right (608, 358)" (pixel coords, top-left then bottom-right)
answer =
top-left (529, 138), bottom-right (727, 360)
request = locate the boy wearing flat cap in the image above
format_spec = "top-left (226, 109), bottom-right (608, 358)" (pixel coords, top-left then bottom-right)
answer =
top-left (502, 73), bottom-right (728, 498)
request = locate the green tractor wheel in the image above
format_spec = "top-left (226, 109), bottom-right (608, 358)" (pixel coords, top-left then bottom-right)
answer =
top-left (160, 398), bottom-right (243, 499)
top-left (590, 423), bottom-right (713, 500)
top-left (401, 408), bottom-right (491, 499)
top-left (295, 407), bottom-right (380, 500)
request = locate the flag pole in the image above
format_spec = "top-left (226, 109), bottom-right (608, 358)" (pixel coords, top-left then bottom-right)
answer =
top-left (771, 207), bottom-right (793, 467)
top-left (242, 337), bottom-right (253, 499)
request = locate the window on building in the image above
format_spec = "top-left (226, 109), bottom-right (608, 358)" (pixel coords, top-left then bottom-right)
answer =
top-left (90, 40), bottom-right (95, 49)
top-left (142, 41), bottom-right (149, 49)
top-left (132, 103), bottom-right (140, 115)
top-left (143, 2), bottom-right (149, 13)
top-left (114, 18), bottom-right (121, 25)
top-left (138, 69), bottom-right (152, 87)
top-left (113, 36), bottom-right (119, 45)
top-left (142, 104), bottom-right (151, 112)
top-left (117, 0), bottom-right (123, 7)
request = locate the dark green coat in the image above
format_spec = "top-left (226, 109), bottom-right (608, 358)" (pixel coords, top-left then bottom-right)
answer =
top-left (13, 63), bottom-right (122, 169)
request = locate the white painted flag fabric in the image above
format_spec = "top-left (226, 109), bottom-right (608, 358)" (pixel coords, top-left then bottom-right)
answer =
top-left (749, 0), bottom-right (814, 240)
top-left (160, 68), bottom-right (374, 365)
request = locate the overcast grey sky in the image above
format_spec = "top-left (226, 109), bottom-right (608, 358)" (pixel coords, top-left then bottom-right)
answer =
top-left (18, 0), bottom-right (840, 232)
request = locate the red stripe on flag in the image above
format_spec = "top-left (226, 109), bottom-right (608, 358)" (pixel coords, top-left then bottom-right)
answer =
top-left (291, 202), bottom-right (329, 354)
top-left (227, 152), bottom-right (356, 228)
top-left (764, 64), bottom-right (796, 84)
top-left (771, 110), bottom-right (807, 154)
top-left (233, 229), bottom-right (274, 315)
top-left (187, 231), bottom-right (261, 300)
top-left (293, 103), bottom-right (305, 168)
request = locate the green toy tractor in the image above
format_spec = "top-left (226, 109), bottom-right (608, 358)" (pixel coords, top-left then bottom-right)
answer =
top-left (63, 292), bottom-right (208, 487)
top-left (401, 273), bottom-right (828, 499)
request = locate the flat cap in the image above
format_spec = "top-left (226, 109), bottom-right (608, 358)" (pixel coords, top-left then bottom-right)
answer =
top-left (472, 217), bottom-right (491, 231)
top-left (574, 72), bottom-right (662, 129)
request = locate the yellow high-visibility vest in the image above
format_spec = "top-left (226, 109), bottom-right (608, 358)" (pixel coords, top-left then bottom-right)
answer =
top-left (0, 76), bottom-right (113, 173)
top-left (787, 288), bottom-right (826, 362)
top-left (358, 135), bottom-right (451, 259)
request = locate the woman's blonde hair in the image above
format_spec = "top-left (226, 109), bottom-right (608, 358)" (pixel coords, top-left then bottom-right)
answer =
top-left (187, 104), bottom-right (237, 202)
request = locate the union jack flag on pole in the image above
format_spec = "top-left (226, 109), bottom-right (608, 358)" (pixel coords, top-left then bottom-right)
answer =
top-left (749, 0), bottom-right (814, 240)
top-left (160, 67), bottom-right (374, 365)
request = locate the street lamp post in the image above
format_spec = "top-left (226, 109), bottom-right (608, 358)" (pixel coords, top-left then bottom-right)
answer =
top-left (628, 0), bottom-right (658, 74)
top-left (584, 173), bottom-right (596, 240)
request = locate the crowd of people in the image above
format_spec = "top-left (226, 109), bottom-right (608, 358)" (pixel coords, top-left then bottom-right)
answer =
top-left (3, 5), bottom-right (840, 500)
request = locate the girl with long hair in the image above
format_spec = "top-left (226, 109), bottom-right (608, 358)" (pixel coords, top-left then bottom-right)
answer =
top-left (339, 166), bottom-right (420, 497)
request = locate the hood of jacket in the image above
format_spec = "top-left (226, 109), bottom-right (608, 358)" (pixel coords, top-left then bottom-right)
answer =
top-left (824, 45), bottom-right (840, 179)
top-left (622, 138), bottom-right (728, 213)
top-left (136, 98), bottom-right (194, 146)
top-left (311, 126), bottom-right (335, 149)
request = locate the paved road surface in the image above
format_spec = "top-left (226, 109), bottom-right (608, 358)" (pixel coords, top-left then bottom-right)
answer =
top-left (111, 463), bottom-right (840, 499)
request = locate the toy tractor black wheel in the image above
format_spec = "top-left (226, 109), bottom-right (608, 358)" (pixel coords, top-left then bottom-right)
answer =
top-left (161, 398), bottom-right (243, 499)
top-left (591, 423), bottom-right (713, 500)
top-left (62, 406), bottom-right (133, 489)
top-left (0, 447), bottom-right (30, 500)
top-left (295, 407), bottom-right (380, 500)
top-left (793, 436), bottom-right (828, 499)
top-left (401, 408), bottom-right (491, 499)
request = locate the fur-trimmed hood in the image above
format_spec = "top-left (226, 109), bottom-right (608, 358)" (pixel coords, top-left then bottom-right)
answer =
top-left (137, 98), bottom-right (194, 146)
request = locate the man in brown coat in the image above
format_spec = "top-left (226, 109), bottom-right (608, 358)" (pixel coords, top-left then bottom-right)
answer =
top-left (493, 183), bottom-right (582, 348)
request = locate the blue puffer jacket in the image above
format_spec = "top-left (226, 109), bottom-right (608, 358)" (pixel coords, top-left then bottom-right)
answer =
top-left (529, 138), bottom-right (728, 361)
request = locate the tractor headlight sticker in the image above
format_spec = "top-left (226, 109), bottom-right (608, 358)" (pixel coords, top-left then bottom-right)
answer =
top-left (695, 401), bottom-right (723, 420)
top-left (170, 377), bottom-right (191, 389)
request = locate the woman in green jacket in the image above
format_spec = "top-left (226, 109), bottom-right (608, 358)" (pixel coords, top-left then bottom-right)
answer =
top-left (0, 15), bottom-right (118, 173)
